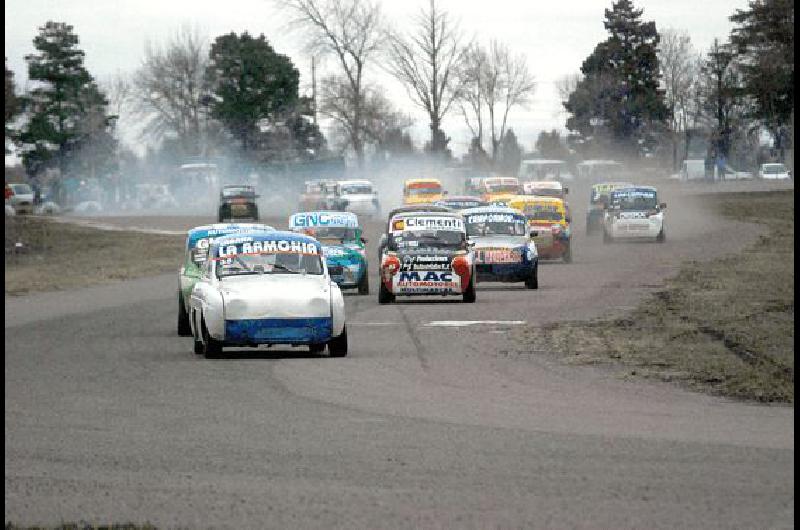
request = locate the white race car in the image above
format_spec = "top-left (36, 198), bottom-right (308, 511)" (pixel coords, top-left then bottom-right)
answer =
top-left (335, 179), bottom-right (381, 218)
top-left (603, 186), bottom-right (667, 243)
top-left (189, 231), bottom-right (347, 358)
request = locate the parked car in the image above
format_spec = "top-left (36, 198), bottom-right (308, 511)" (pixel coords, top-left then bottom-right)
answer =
top-left (6, 183), bottom-right (35, 215)
top-left (758, 163), bottom-right (791, 180)
top-left (603, 186), bottom-right (666, 243)
top-left (218, 185), bottom-right (260, 222)
top-left (189, 230), bottom-right (348, 357)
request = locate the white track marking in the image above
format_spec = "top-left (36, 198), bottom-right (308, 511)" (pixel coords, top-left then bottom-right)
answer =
top-left (424, 320), bottom-right (526, 327)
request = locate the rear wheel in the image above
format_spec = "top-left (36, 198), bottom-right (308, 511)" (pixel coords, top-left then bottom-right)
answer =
top-left (328, 326), bottom-right (348, 357)
top-left (462, 276), bottom-right (476, 303)
top-left (177, 291), bottom-right (192, 336)
top-left (357, 269), bottom-right (370, 295)
top-left (525, 265), bottom-right (539, 289)
top-left (201, 318), bottom-right (222, 359)
top-left (656, 228), bottom-right (666, 243)
top-left (378, 280), bottom-right (395, 304)
top-left (562, 242), bottom-right (572, 263)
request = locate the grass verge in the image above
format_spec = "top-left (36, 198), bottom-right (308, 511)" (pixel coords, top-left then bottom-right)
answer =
top-left (5, 216), bottom-right (184, 296)
top-left (516, 190), bottom-right (794, 403)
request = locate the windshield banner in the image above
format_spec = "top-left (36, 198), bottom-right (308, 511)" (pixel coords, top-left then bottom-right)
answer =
top-left (391, 216), bottom-right (464, 233)
top-left (290, 212), bottom-right (358, 229)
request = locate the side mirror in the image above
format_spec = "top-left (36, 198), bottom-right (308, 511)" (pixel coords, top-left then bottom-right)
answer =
top-left (466, 239), bottom-right (476, 248)
top-left (564, 187), bottom-right (569, 194)
top-left (565, 217), bottom-right (571, 224)
top-left (530, 230), bottom-right (539, 238)
top-left (442, 190), bottom-right (449, 196)
top-left (360, 236), bottom-right (368, 244)
top-left (660, 202), bottom-right (667, 209)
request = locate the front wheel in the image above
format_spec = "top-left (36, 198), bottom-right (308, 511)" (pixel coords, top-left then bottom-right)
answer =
top-left (177, 291), bottom-right (192, 336)
top-left (201, 318), bottom-right (223, 359)
top-left (357, 269), bottom-right (370, 295)
top-left (562, 242), bottom-right (572, 263)
top-left (656, 228), bottom-right (666, 243)
top-left (462, 276), bottom-right (476, 303)
top-left (309, 343), bottom-right (325, 354)
top-left (328, 326), bottom-right (348, 357)
top-left (378, 280), bottom-right (395, 304)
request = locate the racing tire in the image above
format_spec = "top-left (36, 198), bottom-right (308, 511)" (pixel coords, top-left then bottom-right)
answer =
top-left (201, 318), bottom-right (223, 359)
top-left (462, 277), bottom-right (477, 303)
top-left (309, 343), bottom-right (326, 354)
top-left (357, 270), bottom-right (370, 295)
top-left (192, 311), bottom-right (204, 355)
top-left (656, 229), bottom-right (666, 243)
top-left (378, 281), bottom-right (395, 304)
top-left (525, 266), bottom-right (539, 290)
top-left (562, 243), bottom-right (572, 263)
top-left (328, 327), bottom-right (348, 357)
top-left (177, 292), bottom-right (192, 336)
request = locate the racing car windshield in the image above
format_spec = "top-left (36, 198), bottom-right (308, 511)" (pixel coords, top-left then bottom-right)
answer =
top-left (390, 230), bottom-right (466, 251)
top-left (527, 187), bottom-right (561, 198)
top-left (523, 205), bottom-right (564, 222)
top-left (222, 186), bottom-right (255, 198)
top-left (610, 190), bottom-right (657, 210)
top-left (304, 226), bottom-right (358, 242)
top-left (465, 214), bottom-right (527, 236)
top-left (406, 184), bottom-right (442, 196)
top-left (214, 243), bottom-right (323, 277)
top-left (340, 184), bottom-right (373, 195)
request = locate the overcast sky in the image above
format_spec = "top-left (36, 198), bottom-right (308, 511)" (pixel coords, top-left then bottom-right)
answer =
top-left (5, 0), bottom-right (750, 157)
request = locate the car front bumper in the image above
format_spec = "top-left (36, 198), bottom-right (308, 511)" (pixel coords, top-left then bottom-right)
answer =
top-left (224, 317), bottom-right (333, 345)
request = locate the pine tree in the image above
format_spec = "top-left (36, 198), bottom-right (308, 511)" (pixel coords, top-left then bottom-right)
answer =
top-left (564, 0), bottom-right (669, 156)
top-left (206, 32), bottom-right (300, 152)
top-left (729, 0), bottom-right (794, 158)
top-left (16, 21), bottom-right (113, 177)
top-left (5, 59), bottom-right (21, 152)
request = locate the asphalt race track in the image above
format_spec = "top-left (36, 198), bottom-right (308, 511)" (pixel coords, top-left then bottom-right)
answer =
top-left (5, 180), bottom-right (794, 528)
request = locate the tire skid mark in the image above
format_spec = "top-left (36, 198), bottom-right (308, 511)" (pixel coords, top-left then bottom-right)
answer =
top-left (397, 305), bottom-right (430, 371)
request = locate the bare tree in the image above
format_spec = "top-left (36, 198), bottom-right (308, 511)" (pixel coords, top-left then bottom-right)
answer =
top-left (482, 40), bottom-right (536, 162)
top-left (132, 26), bottom-right (209, 155)
top-left (102, 72), bottom-right (132, 120)
top-left (456, 43), bottom-right (489, 150)
top-left (385, 0), bottom-right (468, 155)
top-left (280, 0), bottom-right (384, 166)
top-left (320, 75), bottom-right (412, 156)
top-left (658, 28), bottom-right (697, 169)
top-left (555, 72), bottom-right (582, 106)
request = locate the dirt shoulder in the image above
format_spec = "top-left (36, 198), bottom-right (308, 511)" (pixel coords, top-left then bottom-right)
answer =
top-left (515, 190), bottom-right (794, 403)
top-left (5, 216), bottom-right (184, 296)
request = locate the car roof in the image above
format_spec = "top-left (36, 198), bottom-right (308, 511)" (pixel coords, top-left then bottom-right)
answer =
top-left (593, 181), bottom-right (635, 189)
top-left (391, 210), bottom-right (463, 220)
top-left (387, 204), bottom-right (451, 218)
top-left (509, 194), bottom-right (565, 204)
top-left (404, 178), bottom-right (441, 184)
top-left (524, 181), bottom-right (563, 189)
top-left (212, 230), bottom-right (320, 247)
top-left (185, 223), bottom-right (275, 248)
top-left (611, 186), bottom-right (658, 194)
top-left (337, 179), bottom-right (372, 186)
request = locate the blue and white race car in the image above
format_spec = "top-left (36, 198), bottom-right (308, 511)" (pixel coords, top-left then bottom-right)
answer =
top-left (189, 231), bottom-right (348, 358)
top-left (289, 211), bottom-right (369, 294)
top-left (462, 206), bottom-right (539, 289)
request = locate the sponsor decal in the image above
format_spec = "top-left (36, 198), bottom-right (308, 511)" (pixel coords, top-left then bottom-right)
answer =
top-left (476, 248), bottom-right (523, 264)
top-left (392, 216), bottom-right (464, 232)
top-left (465, 213), bottom-right (519, 224)
top-left (214, 239), bottom-right (320, 259)
top-left (290, 212), bottom-right (358, 228)
top-left (399, 255), bottom-right (452, 271)
top-left (395, 269), bottom-right (460, 291)
top-left (323, 246), bottom-right (347, 257)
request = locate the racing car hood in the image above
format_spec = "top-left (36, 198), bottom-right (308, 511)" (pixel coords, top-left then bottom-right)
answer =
top-left (219, 275), bottom-right (331, 320)
top-left (393, 247), bottom-right (467, 269)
